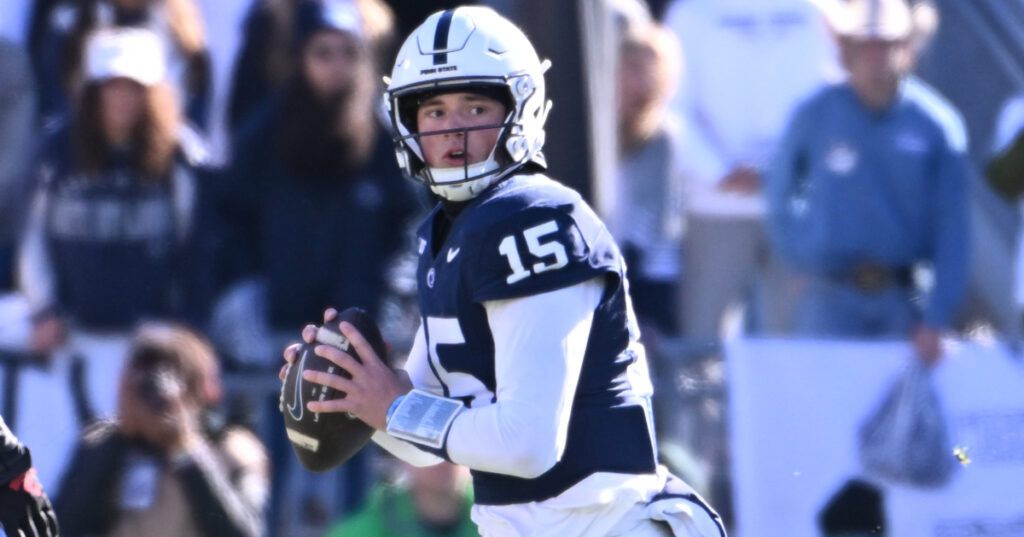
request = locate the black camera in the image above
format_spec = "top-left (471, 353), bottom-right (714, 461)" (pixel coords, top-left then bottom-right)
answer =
top-left (136, 366), bottom-right (184, 412)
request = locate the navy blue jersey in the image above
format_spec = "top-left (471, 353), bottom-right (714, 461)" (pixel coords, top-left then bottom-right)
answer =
top-left (414, 174), bottom-right (659, 505)
top-left (25, 122), bottom-right (203, 329)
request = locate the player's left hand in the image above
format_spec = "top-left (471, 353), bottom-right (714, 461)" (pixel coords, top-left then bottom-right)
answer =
top-left (302, 321), bottom-right (412, 430)
top-left (0, 468), bottom-right (59, 537)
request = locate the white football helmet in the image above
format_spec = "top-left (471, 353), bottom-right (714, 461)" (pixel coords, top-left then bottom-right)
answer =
top-left (385, 7), bottom-right (552, 201)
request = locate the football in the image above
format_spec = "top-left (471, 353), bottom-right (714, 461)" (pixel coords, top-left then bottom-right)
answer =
top-left (279, 307), bottom-right (388, 472)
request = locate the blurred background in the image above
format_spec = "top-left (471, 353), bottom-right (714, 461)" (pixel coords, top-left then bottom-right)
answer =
top-left (0, 0), bottom-right (1022, 536)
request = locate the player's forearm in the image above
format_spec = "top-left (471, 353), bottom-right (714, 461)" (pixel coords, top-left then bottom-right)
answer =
top-left (444, 280), bottom-right (599, 477)
top-left (371, 325), bottom-right (447, 467)
top-left (371, 430), bottom-right (444, 467)
top-left (447, 399), bottom-right (563, 478)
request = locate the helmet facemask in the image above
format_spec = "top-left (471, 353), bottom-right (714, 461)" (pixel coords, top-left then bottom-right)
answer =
top-left (390, 81), bottom-right (536, 201)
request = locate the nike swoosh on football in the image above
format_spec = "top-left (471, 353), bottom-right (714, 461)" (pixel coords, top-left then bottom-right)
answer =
top-left (447, 247), bottom-right (461, 262)
top-left (286, 349), bottom-right (308, 421)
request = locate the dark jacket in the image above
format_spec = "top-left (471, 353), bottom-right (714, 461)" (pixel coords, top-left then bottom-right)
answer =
top-left (19, 121), bottom-right (212, 329)
top-left (216, 95), bottom-right (423, 330)
top-left (54, 419), bottom-right (267, 537)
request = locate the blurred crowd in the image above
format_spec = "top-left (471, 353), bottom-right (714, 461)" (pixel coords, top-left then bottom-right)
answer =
top-left (0, 0), bottom-right (1019, 536)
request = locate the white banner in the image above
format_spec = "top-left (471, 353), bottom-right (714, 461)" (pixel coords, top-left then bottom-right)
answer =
top-left (727, 338), bottom-right (1024, 537)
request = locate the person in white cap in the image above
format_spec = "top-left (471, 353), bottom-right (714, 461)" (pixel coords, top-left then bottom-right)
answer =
top-left (31, 0), bottom-right (210, 127)
top-left (15, 27), bottom-right (212, 493)
top-left (765, 0), bottom-right (969, 364)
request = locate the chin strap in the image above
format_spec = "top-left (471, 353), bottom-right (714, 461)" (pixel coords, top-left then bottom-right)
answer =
top-left (427, 158), bottom-right (502, 202)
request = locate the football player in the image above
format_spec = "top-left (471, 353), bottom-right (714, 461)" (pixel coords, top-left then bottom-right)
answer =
top-left (285, 6), bottom-right (726, 536)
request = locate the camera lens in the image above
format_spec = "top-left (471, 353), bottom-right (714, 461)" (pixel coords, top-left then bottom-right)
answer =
top-left (138, 367), bottom-right (183, 411)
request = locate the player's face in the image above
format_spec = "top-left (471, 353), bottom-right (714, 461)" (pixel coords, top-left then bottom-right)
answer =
top-left (416, 92), bottom-right (507, 169)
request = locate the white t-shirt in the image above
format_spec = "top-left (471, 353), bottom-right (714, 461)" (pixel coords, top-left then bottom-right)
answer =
top-left (665, 0), bottom-right (841, 217)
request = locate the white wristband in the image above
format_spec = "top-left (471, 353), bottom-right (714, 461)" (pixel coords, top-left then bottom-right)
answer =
top-left (385, 389), bottom-right (463, 450)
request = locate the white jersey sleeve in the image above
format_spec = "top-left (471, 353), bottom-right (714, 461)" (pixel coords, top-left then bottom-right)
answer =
top-left (444, 277), bottom-right (603, 478)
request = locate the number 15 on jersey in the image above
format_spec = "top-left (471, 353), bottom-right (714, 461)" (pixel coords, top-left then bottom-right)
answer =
top-left (497, 220), bottom-right (568, 284)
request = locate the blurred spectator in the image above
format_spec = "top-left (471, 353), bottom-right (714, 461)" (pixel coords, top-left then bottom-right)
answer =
top-left (0, 39), bottom-right (36, 292)
top-left (764, 0), bottom-right (969, 364)
top-left (191, 0), bottom-right (254, 164)
top-left (213, 0), bottom-right (419, 383)
top-left (54, 322), bottom-right (268, 537)
top-left (211, 0), bottom-right (421, 533)
top-left (987, 91), bottom-right (1024, 330)
top-left (31, 0), bottom-right (211, 127)
top-left (226, 0), bottom-right (395, 134)
top-left (613, 17), bottom-right (685, 335)
top-left (324, 461), bottom-right (475, 537)
top-left (663, 0), bottom-right (840, 338)
top-left (17, 27), bottom-right (211, 423)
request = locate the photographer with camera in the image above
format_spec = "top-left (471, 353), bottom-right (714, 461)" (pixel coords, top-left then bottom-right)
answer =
top-left (53, 323), bottom-right (269, 537)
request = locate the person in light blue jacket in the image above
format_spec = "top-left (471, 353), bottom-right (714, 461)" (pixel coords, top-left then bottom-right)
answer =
top-left (765, 0), bottom-right (968, 364)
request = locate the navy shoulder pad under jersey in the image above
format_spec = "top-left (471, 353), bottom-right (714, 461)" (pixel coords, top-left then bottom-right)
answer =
top-left (437, 174), bottom-right (623, 303)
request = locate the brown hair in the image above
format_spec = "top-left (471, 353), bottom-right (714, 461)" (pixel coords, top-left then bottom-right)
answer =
top-left (618, 22), bottom-right (681, 151)
top-left (277, 59), bottom-right (377, 176)
top-left (263, 0), bottom-right (395, 89)
top-left (127, 322), bottom-right (218, 406)
top-left (276, 1), bottom-right (396, 175)
top-left (73, 80), bottom-right (180, 179)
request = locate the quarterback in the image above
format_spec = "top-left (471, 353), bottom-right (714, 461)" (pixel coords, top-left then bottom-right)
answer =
top-left (285, 6), bottom-right (725, 537)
